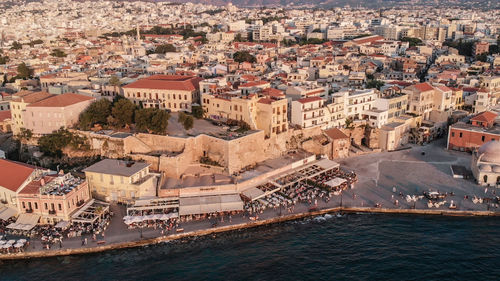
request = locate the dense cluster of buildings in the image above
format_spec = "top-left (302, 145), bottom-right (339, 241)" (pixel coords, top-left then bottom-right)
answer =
top-left (0, 1), bottom-right (499, 229)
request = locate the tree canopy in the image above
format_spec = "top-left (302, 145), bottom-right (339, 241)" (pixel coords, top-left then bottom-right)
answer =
top-left (366, 79), bottom-right (385, 90)
top-left (10, 41), bottom-right (22, 50)
top-left (111, 98), bottom-right (136, 128)
top-left (38, 129), bottom-right (88, 157)
top-left (51, 49), bottom-right (67, 57)
top-left (401, 37), bottom-right (423, 47)
top-left (153, 44), bottom-right (177, 54)
top-left (78, 99), bottom-right (112, 130)
top-left (135, 108), bottom-right (170, 134)
top-left (17, 63), bottom-right (34, 79)
top-left (178, 111), bottom-right (194, 130)
top-left (233, 51), bottom-right (256, 63)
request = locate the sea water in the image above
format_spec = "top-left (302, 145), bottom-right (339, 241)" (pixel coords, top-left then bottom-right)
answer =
top-left (1, 214), bottom-right (499, 281)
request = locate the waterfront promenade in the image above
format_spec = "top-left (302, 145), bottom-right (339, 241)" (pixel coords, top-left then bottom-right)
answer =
top-left (1, 140), bottom-right (498, 260)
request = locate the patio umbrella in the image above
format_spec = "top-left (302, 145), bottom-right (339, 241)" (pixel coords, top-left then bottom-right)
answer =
top-left (123, 216), bottom-right (132, 220)
top-left (0, 241), bottom-right (5, 245)
top-left (18, 239), bottom-right (27, 243)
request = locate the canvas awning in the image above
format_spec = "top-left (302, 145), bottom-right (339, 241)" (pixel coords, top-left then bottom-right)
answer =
top-left (179, 194), bottom-right (243, 216)
top-left (0, 206), bottom-right (17, 221)
top-left (6, 213), bottom-right (40, 231)
top-left (55, 220), bottom-right (70, 229)
top-left (325, 177), bottom-right (347, 188)
top-left (241, 187), bottom-right (265, 201)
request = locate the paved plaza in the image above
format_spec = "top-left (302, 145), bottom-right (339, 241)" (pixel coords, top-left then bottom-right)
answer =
top-left (3, 139), bottom-right (499, 257)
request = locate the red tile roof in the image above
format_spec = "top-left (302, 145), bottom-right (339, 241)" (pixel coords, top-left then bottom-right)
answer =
top-left (0, 110), bottom-right (11, 122)
top-left (412, 82), bottom-right (434, 92)
top-left (258, 98), bottom-right (274, 105)
top-left (27, 93), bottom-right (94, 108)
top-left (324, 128), bottom-right (349, 140)
top-left (18, 175), bottom-right (56, 195)
top-left (239, 81), bottom-right (269, 88)
top-left (123, 75), bottom-right (203, 91)
top-left (13, 91), bottom-right (53, 104)
top-left (471, 111), bottom-right (498, 123)
top-left (297, 96), bottom-right (323, 104)
top-left (0, 159), bottom-right (36, 192)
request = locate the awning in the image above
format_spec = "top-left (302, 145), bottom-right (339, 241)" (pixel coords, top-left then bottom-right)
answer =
top-left (55, 220), bottom-right (70, 229)
top-left (6, 213), bottom-right (40, 231)
top-left (0, 206), bottom-right (17, 221)
top-left (325, 177), bottom-right (347, 188)
top-left (241, 187), bottom-right (265, 201)
top-left (179, 194), bottom-right (243, 216)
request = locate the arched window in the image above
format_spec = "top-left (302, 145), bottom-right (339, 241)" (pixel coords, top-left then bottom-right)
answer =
top-left (483, 175), bottom-right (488, 183)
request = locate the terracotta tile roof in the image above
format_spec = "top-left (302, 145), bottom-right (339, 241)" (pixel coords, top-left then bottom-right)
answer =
top-left (0, 110), bottom-right (11, 122)
top-left (471, 111), bottom-right (498, 123)
top-left (18, 175), bottom-right (56, 195)
top-left (239, 81), bottom-right (269, 88)
top-left (324, 128), bottom-right (349, 140)
top-left (411, 82), bottom-right (434, 92)
top-left (0, 159), bottom-right (36, 192)
top-left (257, 98), bottom-right (275, 104)
top-left (27, 93), bottom-right (94, 108)
top-left (13, 91), bottom-right (53, 104)
top-left (297, 96), bottom-right (323, 104)
top-left (260, 88), bottom-right (285, 98)
top-left (436, 85), bottom-right (452, 92)
top-left (123, 75), bottom-right (203, 91)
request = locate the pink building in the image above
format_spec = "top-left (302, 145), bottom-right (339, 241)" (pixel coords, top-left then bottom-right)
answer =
top-left (23, 93), bottom-right (95, 135)
top-left (17, 173), bottom-right (91, 224)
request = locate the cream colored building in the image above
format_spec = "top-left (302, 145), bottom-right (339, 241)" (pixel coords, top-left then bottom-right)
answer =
top-left (9, 91), bottom-right (53, 135)
top-left (201, 92), bottom-right (288, 138)
top-left (471, 141), bottom-right (500, 187)
top-left (123, 75), bottom-right (203, 112)
top-left (83, 159), bottom-right (158, 203)
top-left (403, 82), bottom-right (436, 120)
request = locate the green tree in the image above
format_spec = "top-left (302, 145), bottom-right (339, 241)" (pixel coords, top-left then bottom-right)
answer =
top-left (111, 98), bottom-right (136, 127)
top-left (234, 33), bottom-right (244, 42)
top-left (18, 128), bottom-right (33, 141)
top-left (154, 44), bottom-right (177, 54)
top-left (109, 75), bottom-right (121, 96)
top-left (183, 115), bottom-right (194, 130)
top-left (78, 99), bottom-right (112, 130)
top-left (50, 49), bottom-right (67, 57)
top-left (476, 53), bottom-right (488, 62)
top-left (233, 51), bottom-right (256, 63)
top-left (38, 128), bottom-right (73, 157)
top-left (11, 41), bottom-right (22, 50)
top-left (135, 108), bottom-right (169, 134)
top-left (17, 63), bottom-right (34, 79)
top-left (191, 105), bottom-right (203, 119)
top-left (401, 37), bottom-right (423, 47)
top-left (0, 55), bottom-right (8, 64)
top-left (366, 79), bottom-right (385, 90)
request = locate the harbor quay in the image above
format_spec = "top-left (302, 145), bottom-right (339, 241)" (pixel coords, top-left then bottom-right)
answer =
top-left (0, 140), bottom-right (498, 260)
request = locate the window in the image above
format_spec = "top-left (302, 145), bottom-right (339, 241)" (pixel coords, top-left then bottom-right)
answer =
top-left (44, 203), bottom-right (48, 210)
top-left (22, 202), bottom-right (25, 209)
top-left (482, 136), bottom-right (485, 142)
top-left (34, 202), bottom-right (38, 209)
top-left (451, 132), bottom-right (455, 137)
top-left (58, 204), bottom-right (62, 211)
top-left (459, 132), bottom-right (462, 138)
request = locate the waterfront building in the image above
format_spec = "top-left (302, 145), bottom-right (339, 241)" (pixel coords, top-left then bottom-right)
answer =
top-left (447, 111), bottom-right (500, 152)
top-left (83, 159), bottom-right (159, 203)
top-left (471, 140), bottom-right (500, 186)
top-left (403, 82), bottom-right (436, 120)
top-left (16, 172), bottom-right (91, 224)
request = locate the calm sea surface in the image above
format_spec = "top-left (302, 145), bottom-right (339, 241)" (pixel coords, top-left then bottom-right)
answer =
top-left (1, 214), bottom-right (499, 281)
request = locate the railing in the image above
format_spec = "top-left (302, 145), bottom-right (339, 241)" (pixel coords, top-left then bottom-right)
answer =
top-left (25, 209), bottom-right (33, 213)
top-left (49, 210), bottom-right (56, 215)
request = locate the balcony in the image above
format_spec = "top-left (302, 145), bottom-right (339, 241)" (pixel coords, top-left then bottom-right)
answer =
top-left (25, 209), bottom-right (33, 213)
top-left (49, 210), bottom-right (56, 215)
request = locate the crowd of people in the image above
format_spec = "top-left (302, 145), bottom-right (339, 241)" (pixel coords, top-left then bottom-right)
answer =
top-left (244, 168), bottom-right (358, 217)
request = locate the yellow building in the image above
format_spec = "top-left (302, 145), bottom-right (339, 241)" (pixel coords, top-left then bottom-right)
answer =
top-left (201, 92), bottom-right (288, 138)
top-left (9, 91), bottom-right (53, 135)
top-left (123, 75), bottom-right (203, 112)
top-left (83, 159), bottom-right (158, 203)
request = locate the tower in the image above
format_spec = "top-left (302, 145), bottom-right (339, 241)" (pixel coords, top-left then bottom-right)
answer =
top-left (136, 24), bottom-right (141, 42)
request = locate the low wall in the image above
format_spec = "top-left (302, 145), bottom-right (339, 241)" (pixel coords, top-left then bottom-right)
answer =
top-left (1, 207), bottom-right (498, 261)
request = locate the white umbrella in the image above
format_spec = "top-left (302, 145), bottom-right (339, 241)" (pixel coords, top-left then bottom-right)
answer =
top-left (18, 239), bottom-right (27, 243)
top-left (152, 214), bottom-right (162, 220)
top-left (0, 241), bottom-right (5, 245)
top-left (159, 214), bottom-right (170, 220)
top-left (123, 216), bottom-right (132, 220)
top-left (7, 240), bottom-right (15, 245)
top-left (2, 244), bottom-right (10, 248)
top-left (131, 216), bottom-right (142, 223)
